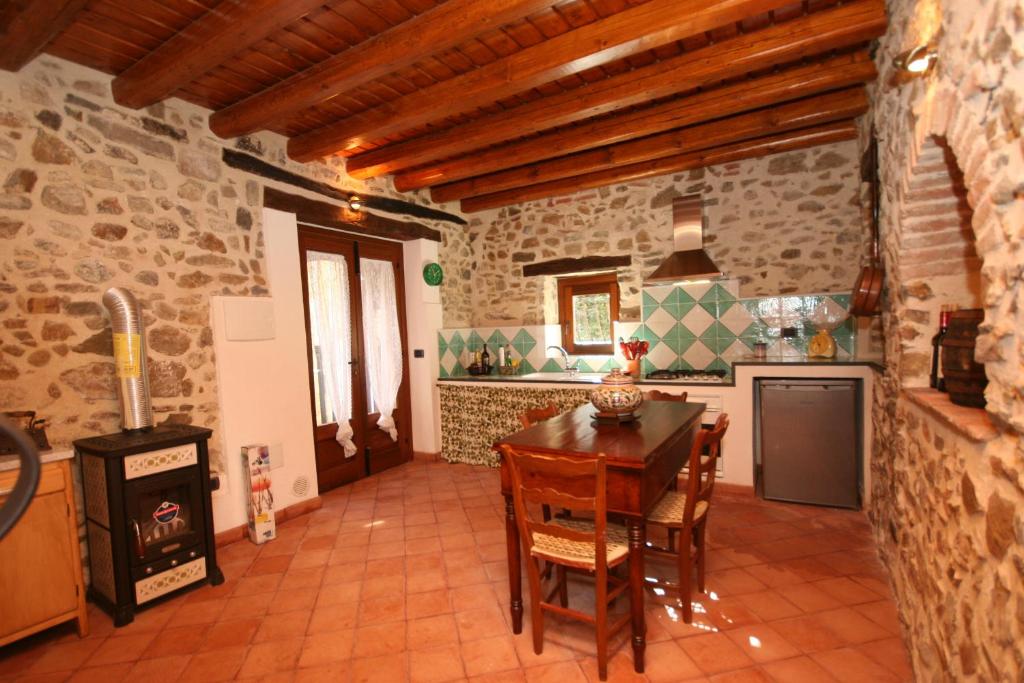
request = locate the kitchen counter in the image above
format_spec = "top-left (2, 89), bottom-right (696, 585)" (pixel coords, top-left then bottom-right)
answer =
top-left (437, 371), bottom-right (733, 386)
top-left (0, 448), bottom-right (74, 472)
top-left (733, 354), bottom-right (885, 373)
top-left (436, 355), bottom-right (884, 388)
top-left (437, 359), bottom-right (877, 495)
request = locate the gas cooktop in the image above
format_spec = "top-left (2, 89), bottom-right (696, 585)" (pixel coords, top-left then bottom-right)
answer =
top-left (645, 369), bottom-right (728, 384)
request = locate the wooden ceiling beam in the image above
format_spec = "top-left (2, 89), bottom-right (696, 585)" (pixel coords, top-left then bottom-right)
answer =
top-left (460, 121), bottom-right (859, 212)
top-left (110, 0), bottom-right (327, 109)
top-left (396, 52), bottom-right (875, 193)
top-left (0, 0), bottom-right (90, 72)
top-left (209, 0), bottom-right (556, 140)
top-left (433, 87), bottom-right (868, 203)
top-left (345, 0), bottom-right (885, 180)
top-left (287, 0), bottom-right (804, 162)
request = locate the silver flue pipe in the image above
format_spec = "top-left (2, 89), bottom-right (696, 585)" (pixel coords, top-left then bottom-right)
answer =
top-left (102, 287), bottom-right (154, 432)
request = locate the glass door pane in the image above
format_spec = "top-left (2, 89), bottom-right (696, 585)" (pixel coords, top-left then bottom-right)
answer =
top-left (306, 250), bottom-right (352, 427)
top-left (360, 258), bottom-right (402, 421)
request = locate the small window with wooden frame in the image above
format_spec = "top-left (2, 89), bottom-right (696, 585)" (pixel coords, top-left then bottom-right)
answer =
top-left (557, 273), bottom-right (620, 355)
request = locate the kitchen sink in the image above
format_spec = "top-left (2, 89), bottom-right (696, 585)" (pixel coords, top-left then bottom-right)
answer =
top-left (518, 372), bottom-right (605, 382)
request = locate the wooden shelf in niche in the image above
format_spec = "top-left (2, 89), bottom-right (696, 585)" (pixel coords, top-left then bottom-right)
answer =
top-left (903, 388), bottom-right (999, 443)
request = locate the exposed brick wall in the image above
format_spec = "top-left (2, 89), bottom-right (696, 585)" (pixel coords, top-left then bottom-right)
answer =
top-left (893, 135), bottom-right (983, 387)
top-left (896, 138), bottom-right (978, 281)
top-left (863, 0), bottom-right (1024, 679)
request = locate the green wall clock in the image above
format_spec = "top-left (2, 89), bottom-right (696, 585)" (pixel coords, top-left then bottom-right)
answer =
top-left (423, 262), bottom-right (444, 286)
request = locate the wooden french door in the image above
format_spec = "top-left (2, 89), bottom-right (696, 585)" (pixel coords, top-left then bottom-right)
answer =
top-left (297, 225), bottom-right (413, 493)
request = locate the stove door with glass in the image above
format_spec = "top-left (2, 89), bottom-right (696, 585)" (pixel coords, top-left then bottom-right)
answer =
top-left (124, 468), bottom-right (203, 567)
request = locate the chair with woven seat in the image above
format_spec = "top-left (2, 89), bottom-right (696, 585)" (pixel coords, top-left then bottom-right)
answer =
top-left (519, 402), bottom-right (559, 429)
top-left (644, 390), bottom-right (689, 491)
top-left (499, 444), bottom-right (632, 681)
top-left (518, 402), bottom-right (563, 527)
top-left (643, 389), bottom-right (688, 403)
top-left (645, 413), bottom-right (729, 622)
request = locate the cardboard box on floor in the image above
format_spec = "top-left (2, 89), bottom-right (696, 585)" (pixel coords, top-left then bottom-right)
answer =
top-left (242, 444), bottom-right (275, 544)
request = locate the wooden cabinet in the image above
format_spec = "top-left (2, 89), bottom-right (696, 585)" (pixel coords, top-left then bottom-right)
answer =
top-left (0, 457), bottom-right (88, 646)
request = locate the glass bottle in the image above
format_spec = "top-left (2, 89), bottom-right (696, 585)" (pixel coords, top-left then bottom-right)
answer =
top-left (930, 305), bottom-right (951, 391)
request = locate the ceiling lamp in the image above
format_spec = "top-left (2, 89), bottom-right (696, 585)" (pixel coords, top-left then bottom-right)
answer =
top-left (895, 44), bottom-right (937, 75)
top-left (347, 195), bottom-right (363, 212)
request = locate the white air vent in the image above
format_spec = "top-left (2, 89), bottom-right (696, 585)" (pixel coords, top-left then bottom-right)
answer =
top-left (292, 475), bottom-right (311, 498)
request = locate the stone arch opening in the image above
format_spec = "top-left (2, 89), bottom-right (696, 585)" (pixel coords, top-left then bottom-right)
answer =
top-left (894, 134), bottom-right (983, 388)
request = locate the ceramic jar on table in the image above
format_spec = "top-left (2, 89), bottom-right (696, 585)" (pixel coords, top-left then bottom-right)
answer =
top-left (590, 368), bottom-right (643, 420)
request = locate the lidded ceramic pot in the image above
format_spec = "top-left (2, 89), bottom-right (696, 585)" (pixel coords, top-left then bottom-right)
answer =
top-left (590, 368), bottom-right (643, 418)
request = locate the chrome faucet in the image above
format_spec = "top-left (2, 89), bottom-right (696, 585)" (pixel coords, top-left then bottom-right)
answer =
top-left (547, 345), bottom-right (579, 375)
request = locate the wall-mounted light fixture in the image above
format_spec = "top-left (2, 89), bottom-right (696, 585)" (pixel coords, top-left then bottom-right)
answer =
top-left (347, 195), bottom-right (363, 212)
top-left (894, 44), bottom-right (937, 76)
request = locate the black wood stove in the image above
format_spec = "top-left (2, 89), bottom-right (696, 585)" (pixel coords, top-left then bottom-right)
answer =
top-left (75, 424), bottom-right (223, 626)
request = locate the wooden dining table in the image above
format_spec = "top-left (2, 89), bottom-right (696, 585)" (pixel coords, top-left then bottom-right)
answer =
top-left (494, 399), bottom-right (704, 673)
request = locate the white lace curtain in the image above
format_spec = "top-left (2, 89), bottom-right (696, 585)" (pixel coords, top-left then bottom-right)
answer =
top-left (306, 251), bottom-right (356, 457)
top-left (360, 259), bottom-right (403, 441)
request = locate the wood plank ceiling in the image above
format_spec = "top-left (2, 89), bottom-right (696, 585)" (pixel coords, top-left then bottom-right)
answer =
top-left (4, 0), bottom-right (887, 213)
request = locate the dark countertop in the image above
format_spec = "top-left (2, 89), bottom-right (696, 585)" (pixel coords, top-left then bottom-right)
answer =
top-left (732, 355), bottom-right (886, 373)
top-left (437, 356), bottom-right (885, 388)
top-left (437, 372), bottom-right (737, 387)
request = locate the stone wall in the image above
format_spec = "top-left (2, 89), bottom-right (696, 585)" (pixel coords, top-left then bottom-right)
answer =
top-left (865, 0), bottom-right (1024, 679)
top-left (0, 56), bottom-right (465, 473)
top-left (439, 221), bottom-right (474, 328)
top-left (462, 140), bottom-right (865, 326)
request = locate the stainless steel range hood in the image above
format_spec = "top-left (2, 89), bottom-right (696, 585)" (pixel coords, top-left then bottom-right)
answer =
top-left (645, 194), bottom-right (724, 283)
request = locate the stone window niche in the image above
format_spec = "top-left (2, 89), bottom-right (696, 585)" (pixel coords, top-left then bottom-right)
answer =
top-left (896, 135), bottom-right (992, 439)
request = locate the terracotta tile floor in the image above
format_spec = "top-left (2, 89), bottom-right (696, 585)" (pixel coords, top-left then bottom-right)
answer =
top-left (0, 460), bottom-right (913, 682)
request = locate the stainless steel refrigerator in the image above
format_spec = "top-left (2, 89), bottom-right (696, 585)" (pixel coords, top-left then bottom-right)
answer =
top-left (756, 379), bottom-right (861, 509)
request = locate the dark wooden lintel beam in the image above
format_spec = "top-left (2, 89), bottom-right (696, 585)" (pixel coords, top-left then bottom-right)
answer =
top-left (222, 148), bottom-right (466, 226)
top-left (263, 187), bottom-right (440, 242)
top-left (523, 255), bottom-right (632, 277)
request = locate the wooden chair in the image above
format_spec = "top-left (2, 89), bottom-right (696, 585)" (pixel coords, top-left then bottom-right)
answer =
top-left (519, 401), bottom-right (565, 534)
top-left (644, 391), bottom-right (689, 491)
top-left (644, 389), bottom-right (688, 403)
top-left (644, 413), bottom-right (729, 622)
top-left (500, 445), bottom-right (631, 681)
top-left (519, 402), bottom-right (559, 429)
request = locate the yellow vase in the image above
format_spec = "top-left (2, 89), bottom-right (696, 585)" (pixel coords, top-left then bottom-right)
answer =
top-left (807, 329), bottom-right (837, 358)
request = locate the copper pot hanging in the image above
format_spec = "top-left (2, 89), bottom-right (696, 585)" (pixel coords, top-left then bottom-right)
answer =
top-left (850, 135), bottom-right (883, 317)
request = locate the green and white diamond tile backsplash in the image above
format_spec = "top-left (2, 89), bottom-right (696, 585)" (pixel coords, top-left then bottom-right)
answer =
top-left (438, 280), bottom-right (854, 378)
top-left (639, 279), bottom-right (855, 374)
top-left (438, 322), bottom-right (644, 378)
top-left (438, 325), bottom-right (552, 377)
